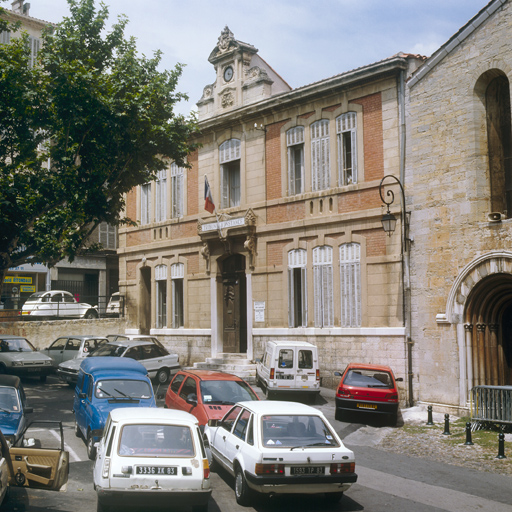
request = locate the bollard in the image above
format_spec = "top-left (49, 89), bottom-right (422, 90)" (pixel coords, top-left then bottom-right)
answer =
top-left (442, 413), bottom-right (450, 435)
top-left (496, 432), bottom-right (506, 459)
top-left (427, 405), bottom-right (434, 426)
top-left (464, 422), bottom-right (474, 445)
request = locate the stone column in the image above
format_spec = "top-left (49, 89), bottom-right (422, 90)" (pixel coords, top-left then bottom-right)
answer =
top-left (476, 324), bottom-right (486, 385)
top-left (464, 323), bottom-right (474, 398)
top-left (489, 324), bottom-right (499, 385)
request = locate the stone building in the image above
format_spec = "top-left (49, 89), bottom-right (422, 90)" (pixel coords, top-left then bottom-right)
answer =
top-left (407, 0), bottom-right (512, 412)
top-left (118, 26), bottom-right (424, 397)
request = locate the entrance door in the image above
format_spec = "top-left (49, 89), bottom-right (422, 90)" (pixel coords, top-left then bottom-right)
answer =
top-left (221, 255), bottom-right (247, 353)
top-left (140, 267), bottom-right (151, 335)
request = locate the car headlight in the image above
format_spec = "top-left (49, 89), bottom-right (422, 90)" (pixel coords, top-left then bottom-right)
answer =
top-left (44, 360), bottom-right (52, 366)
top-left (11, 361), bottom-right (23, 367)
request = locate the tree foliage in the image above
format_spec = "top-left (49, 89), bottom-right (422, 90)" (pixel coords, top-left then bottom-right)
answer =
top-left (0, 0), bottom-right (198, 286)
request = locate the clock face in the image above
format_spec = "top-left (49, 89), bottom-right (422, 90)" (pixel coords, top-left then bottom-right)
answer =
top-left (223, 66), bottom-right (233, 82)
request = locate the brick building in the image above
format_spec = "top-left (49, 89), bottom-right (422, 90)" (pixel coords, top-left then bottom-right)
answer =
top-left (119, 27), bottom-right (424, 396)
top-left (407, 0), bottom-right (512, 412)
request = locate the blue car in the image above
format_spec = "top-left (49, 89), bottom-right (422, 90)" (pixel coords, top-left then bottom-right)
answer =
top-left (73, 357), bottom-right (156, 460)
top-left (0, 375), bottom-right (33, 446)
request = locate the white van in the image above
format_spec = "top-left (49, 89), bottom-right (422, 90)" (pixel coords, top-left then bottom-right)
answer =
top-left (256, 340), bottom-right (320, 400)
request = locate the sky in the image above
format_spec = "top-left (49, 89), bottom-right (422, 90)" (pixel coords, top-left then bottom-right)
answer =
top-left (25, 0), bottom-right (490, 116)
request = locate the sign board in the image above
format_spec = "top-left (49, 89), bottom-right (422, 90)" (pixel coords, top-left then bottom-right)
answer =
top-left (201, 216), bottom-right (246, 232)
top-left (20, 285), bottom-right (36, 293)
top-left (254, 301), bottom-right (265, 322)
top-left (3, 276), bottom-right (32, 284)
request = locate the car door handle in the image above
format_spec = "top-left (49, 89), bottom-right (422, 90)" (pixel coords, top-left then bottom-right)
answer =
top-left (223, 436), bottom-right (226, 441)
top-left (236, 445), bottom-right (239, 450)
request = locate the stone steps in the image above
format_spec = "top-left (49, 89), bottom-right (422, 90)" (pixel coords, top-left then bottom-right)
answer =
top-left (191, 353), bottom-right (257, 384)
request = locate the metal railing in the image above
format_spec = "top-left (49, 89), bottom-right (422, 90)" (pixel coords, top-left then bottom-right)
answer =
top-left (471, 385), bottom-right (512, 425)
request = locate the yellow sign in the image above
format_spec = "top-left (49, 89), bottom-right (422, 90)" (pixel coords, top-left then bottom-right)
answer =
top-left (20, 285), bottom-right (36, 293)
top-left (3, 276), bottom-right (32, 284)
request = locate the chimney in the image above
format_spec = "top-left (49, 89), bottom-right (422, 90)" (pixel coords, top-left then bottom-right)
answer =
top-left (11, 1), bottom-right (30, 16)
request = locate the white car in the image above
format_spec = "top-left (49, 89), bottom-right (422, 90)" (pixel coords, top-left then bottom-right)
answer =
top-left (21, 290), bottom-right (98, 319)
top-left (41, 335), bottom-right (108, 366)
top-left (105, 293), bottom-right (122, 317)
top-left (57, 339), bottom-right (180, 385)
top-left (93, 408), bottom-right (212, 512)
top-left (204, 401), bottom-right (357, 506)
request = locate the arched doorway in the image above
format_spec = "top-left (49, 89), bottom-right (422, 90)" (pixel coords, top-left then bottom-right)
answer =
top-left (139, 266), bottom-right (151, 335)
top-left (465, 273), bottom-right (512, 386)
top-left (220, 254), bottom-right (247, 353)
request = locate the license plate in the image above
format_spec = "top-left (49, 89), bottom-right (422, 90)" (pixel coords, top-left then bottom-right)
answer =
top-left (357, 403), bottom-right (377, 410)
top-left (291, 466), bottom-right (325, 475)
top-left (27, 368), bottom-right (39, 373)
top-left (136, 466), bottom-right (177, 475)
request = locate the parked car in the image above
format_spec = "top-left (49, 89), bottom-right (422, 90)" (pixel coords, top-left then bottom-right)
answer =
top-left (106, 334), bottom-right (166, 351)
top-left (105, 292), bottom-right (122, 317)
top-left (204, 400), bottom-right (357, 505)
top-left (0, 419), bottom-right (69, 501)
top-left (73, 357), bottom-right (157, 460)
top-left (256, 340), bottom-right (320, 400)
top-left (58, 339), bottom-right (179, 386)
top-left (334, 363), bottom-right (403, 425)
top-left (93, 408), bottom-right (212, 512)
top-left (165, 370), bottom-right (259, 427)
top-left (21, 290), bottom-right (98, 319)
top-left (41, 335), bottom-right (108, 366)
top-left (0, 335), bottom-right (53, 382)
top-left (0, 375), bottom-right (33, 447)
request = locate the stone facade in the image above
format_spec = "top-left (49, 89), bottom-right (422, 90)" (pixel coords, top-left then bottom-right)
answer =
top-left (118, 28), bottom-right (425, 403)
top-left (407, 0), bottom-right (512, 412)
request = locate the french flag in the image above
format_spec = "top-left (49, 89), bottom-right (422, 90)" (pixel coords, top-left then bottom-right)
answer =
top-left (204, 175), bottom-right (215, 214)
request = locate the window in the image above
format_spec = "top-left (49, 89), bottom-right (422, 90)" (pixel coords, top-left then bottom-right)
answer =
top-left (141, 183), bottom-right (151, 225)
top-left (337, 112), bottom-right (357, 185)
top-left (0, 31), bottom-right (10, 44)
top-left (170, 162), bottom-right (184, 218)
top-left (287, 127), bottom-right (304, 195)
top-left (233, 409), bottom-right (251, 441)
top-left (288, 249), bottom-right (307, 327)
top-left (171, 263), bottom-right (184, 328)
top-left (28, 36), bottom-right (40, 68)
top-left (179, 377), bottom-right (197, 401)
top-left (311, 120), bottom-right (330, 191)
top-left (155, 169), bottom-right (167, 222)
top-left (313, 246), bottom-right (334, 327)
top-left (170, 373), bottom-right (185, 394)
top-left (340, 243), bottom-right (361, 327)
top-left (298, 350), bottom-right (313, 369)
top-left (99, 222), bottom-right (117, 250)
top-left (156, 264), bottom-right (167, 328)
top-left (220, 139), bottom-right (241, 208)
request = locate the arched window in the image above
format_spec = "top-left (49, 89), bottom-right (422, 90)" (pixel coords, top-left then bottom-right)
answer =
top-left (171, 263), bottom-right (184, 328)
top-left (311, 120), bottom-right (330, 191)
top-left (220, 139), bottom-right (241, 208)
top-left (313, 246), bottom-right (333, 327)
top-left (155, 170), bottom-right (167, 222)
top-left (170, 162), bottom-right (184, 218)
top-left (340, 243), bottom-right (361, 327)
top-left (336, 112), bottom-right (357, 186)
top-left (288, 249), bottom-right (307, 327)
top-left (287, 127), bottom-right (304, 195)
top-left (486, 74), bottom-right (512, 216)
top-left (155, 265), bottom-right (167, 328)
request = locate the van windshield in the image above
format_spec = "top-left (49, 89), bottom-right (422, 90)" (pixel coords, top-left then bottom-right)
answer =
top-left (95, 379), bottom-right (152, 399)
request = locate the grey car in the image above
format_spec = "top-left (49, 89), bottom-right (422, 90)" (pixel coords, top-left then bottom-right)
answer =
top-left (41, 335), bottom-right (108, 366)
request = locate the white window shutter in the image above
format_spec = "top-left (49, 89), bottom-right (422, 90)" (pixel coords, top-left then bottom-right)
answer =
top-left (288, 146), bottom-right (294, 195)
top-left (301, 266), bottom-right (308, 327)
top-left (288, 268), bottom-right (294, 327)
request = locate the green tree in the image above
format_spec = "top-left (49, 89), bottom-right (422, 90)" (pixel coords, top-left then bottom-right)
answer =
top-left (0, 0), bottom-right (197, 295)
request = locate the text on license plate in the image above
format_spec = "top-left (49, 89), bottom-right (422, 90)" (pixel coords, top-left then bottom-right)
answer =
top-left (357, 403), bottom-right (377, 409)
top-left (136, 466), bottom-right (177, 475)
top-left (291, 466), bottom-right (325, 475)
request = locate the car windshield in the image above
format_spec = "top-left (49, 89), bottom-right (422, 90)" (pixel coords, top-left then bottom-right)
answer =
top-left (95, 379), bottom-right (152, 400)
top-left (0, 387), bottom-right (20, 412)
top-left (118, 424), bottom-right (195, 457)
top-left (261, 414), bottom-right (339, 449)
top-left (90, 344), bottom-right (126, 357)
top-left (200, 380), bottom-right (258, 404)
top-left (0, 337), bottom-right (35, 352)
top-left (344, 369), bottom-right (393, 388)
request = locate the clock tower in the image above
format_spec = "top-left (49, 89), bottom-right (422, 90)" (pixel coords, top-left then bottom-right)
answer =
top-left (197, 27), bottom-right (291, 120)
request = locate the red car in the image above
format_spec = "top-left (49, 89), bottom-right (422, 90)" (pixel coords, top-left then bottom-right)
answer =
top-left (334, 363), bottom-right (403, 425)
top-left (164, 369), bottom-right (260, 427)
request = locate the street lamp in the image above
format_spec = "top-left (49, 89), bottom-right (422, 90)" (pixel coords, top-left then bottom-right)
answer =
top-left (378, 174), bottom-right (413, 407)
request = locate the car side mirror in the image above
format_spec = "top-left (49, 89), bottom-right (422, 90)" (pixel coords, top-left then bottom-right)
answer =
top-left (395, 377), bottom-right (404, 382)
top-left (334, 371), bottom-right (342, 377)
top-left (186, 393), bottom-right (198, 407)
top-left (79, 392), bottom-right (87, 399)
top-left (207, 419), bottom-right (220, 428)
top-left (25, 407), bottom-right (33, 414)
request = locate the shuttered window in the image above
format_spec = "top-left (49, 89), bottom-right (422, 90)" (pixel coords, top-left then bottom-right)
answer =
top-left (313, 246), bottom-right (334, 327)
top-left (28, 36), bottom-right (40, 68)
top-left (340, 243), bottom-right (361, 327)
top-left (141, 183), bottom-right (151, 225)
top-left (287, 127), bottom-right (304, 195)
top-left (288, 249), bottom-right (307, 327)
top-left (155, 169), bottom-right (167, 222)
top-left (311, 120), bottom-right (330, 191)
top-left (171, 263), bottom-right (184, 328)
top-left (337, 112), bottom-right (357, 185)
top-left (220, 139), bottom-right (241, 208)
top-left (99, 222), bottom-right (117, 250)
top-left (0, 31), bottom-right (10, 44)
top-left (155, 265), bottom-right (167, 328)
top-left (170, 162), bottom-right (184, 218)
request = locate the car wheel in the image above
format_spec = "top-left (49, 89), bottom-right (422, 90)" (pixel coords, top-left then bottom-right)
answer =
top-left (234, 465), bottom-right (254, 506)
top-left (74, 420), bottom-right (81, 438)
top-left (85, 310), bottom-right (98, 319)
top-left (324, 492), bottom-right (344, 505)
top-left (87, 431), bottom-right (97, 460)
top-left (40, 374), bottom-right (47, 383)
top-left (156, 368), bottom-right (169, 384)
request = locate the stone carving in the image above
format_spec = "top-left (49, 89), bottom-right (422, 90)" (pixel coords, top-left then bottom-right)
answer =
top-left (201, 242), bottom-right (211, 274)
top-left (221, 91), bottom-right (235, 108)
top-left (244, 234), bottom-right (256, 270)
top-left (217, 26), bottom-right (234, 54)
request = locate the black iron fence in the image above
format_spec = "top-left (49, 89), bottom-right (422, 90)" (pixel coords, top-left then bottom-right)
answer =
top-left (471, 385), bottom-right (512, 425)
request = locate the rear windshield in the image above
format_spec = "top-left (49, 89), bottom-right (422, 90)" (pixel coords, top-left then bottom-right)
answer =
top-left (0, 386), bottom-right (21, 412)
top-left (95, 379), bottom-right (152, 400)
top-left (200, 379), bottom-right (258, 405)
top-left (91, 344), bottom-right (126, 357)
top-left (344, 369), bottom-right (393, 389)
top-left (118, 424), bottom-right (195, 457)
top-left (261, 414), bottom-right (339, 448)
top-left (0, 337), bottom-right (35, 352)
